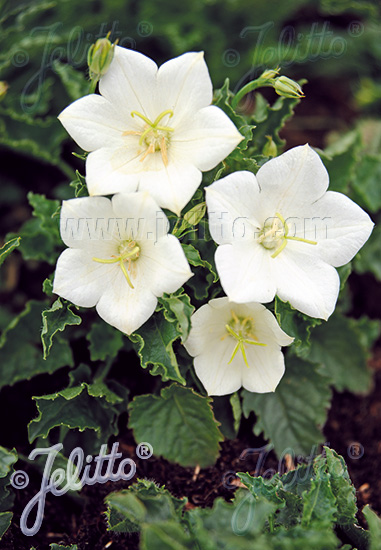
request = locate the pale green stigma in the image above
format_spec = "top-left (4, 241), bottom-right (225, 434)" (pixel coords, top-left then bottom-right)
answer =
top-left (92, 240), bottom-right (140, 289)
top-left (123, 109), bottom-right (174, 166)
top-left (257, 212), bottom-right (317, 258)
top-left (224, 310), bottom-right (266, 367)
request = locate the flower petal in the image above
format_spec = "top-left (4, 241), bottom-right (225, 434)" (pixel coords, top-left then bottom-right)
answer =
top-left (206, 171), bottom-right (261, 245)
top-left (215, 242), bottom-right (277, 303)
top-left (138, 161), bottom-right (202, 215)
top-left (242, 344), bottom-right (285, 393)
top-left (53, 248), bottom-right (116, 307)
top-left (59, 196), bottom-right (118, 252)
top-left (184, 298), bottom-right (231, 357)
top-left (273, 245), bottom-right (340, 320)
top-left (299, 190), bottom-right (374, 267)
top-left (58, 94), bottom-right (125, 151)
top-left (86, 147), bottom-right (140, 196)
top-left (95, 268), bottom-right (158, 335)
top-left (99, 46), bottom-right (158, 120)
top-left (173, 105), bottom-right (243, 171)
top-left (155, 52), bottom-right (212, 123)
top-left (256, 144), bottom-right (329, 214)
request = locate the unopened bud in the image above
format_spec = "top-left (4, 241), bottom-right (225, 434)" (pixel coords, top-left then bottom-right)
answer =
top-left (0, 81), bottom-right (9, 101)
top-left (183, 202), bottom-right (206, 227)
top-left (87, 33), bottom-right (117, 81)
top-left (260, 68), bottom-right (279, 82)
top-left (263, 136), bottom-right (277, 157)
top-left (274, 76), bottom-right (304, 99)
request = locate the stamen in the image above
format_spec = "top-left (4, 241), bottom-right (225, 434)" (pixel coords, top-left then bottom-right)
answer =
top-left (225, 317), bottom-right (266, 368)
top-left (286, 236), bottom-right (318, 245)
top-left (119, 259), bottom-right (134, 289)
top-left (92, 243), bottom-right (140, 290)
top-left (160, 136), bottom-right (168, 166)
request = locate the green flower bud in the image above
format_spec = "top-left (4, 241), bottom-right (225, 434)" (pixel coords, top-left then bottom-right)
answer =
top-left (260, 68), bottom-right (280, 82)
top-left (0, 81), bottom-right (9, 101)
top-left (87, 33), bottom-right (117, 81)
top-left (183, 202), bottom-right (206, 227)
top-left (263, 136), bottom-right (277, 157)
top-left (274, 76), bottom-right (304, 99)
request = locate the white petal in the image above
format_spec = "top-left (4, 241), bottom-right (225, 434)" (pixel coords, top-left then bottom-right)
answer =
top-left (184, 298), bottom-right (231, 357)
top-left (58, 94), bottom-right (125, 151)
top-left (86, 147), bottom-right (140, 196)
top-left (172, 105), bottom-right (243, 171)
top-left (299, 191), bottom-right (374, 267)
top-left (231, 303), bottom-right (294, 347)
top-left (256, 144), bottom-right (329, 214)
top-left (60, 197), bottom-right (118, 252)
top-left (242, 345), bottom-right (285, 393)
top-left (215, 242), bottom-right (277, 303)
top-left (99, 46), bottom-right (158, 121)
top-left (206, 171), bottom-right (262, 245)
top-left (155, 52), bottom-right (212, 123)
top-left (138, 234), bottom-right (193, 296)
top-left (273, 245), bottom-right (340, 320)
top-left (53, 248), bottom-right (116, 307)
top-left (138, 161), bottom-right (202, 215)
top-left (95, 268), bottom-right (157, 335)
top-left (193, 337), bottom-right (242, 396)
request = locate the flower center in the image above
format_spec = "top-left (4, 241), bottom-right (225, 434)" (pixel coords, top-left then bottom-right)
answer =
top-left (224, 310), bottom-right (266, 367)
top-left (123, 109), bottom-right (174, 166)
top-left (257, 212), bottom-right (317, 258)
top-left (92, 239), bottom-right (140, 289)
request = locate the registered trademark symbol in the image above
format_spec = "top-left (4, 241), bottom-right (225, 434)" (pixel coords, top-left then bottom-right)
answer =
top-left (348, 21), bottom-right (364, 37)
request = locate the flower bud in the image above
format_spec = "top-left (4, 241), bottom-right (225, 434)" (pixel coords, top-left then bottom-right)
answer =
top-left (87, 33), bottom-right (117, 81)
top-left (183, 202), bottom-right (206, 227)
top-left (0, 81), bottom-right (9, 101)
top-left (274, 76), bottom-right (304, 99)
top-left (260, 68), bottom-right (279, 82)
top-left (263, 136), bottom-right (277, 157)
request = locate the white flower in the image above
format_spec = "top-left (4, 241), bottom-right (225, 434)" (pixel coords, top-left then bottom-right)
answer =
top-left (58, 47), bottom-right (243, 215)
top-left (184, 297), bottom-right (293, 395)
top-left (206, 144), bottom-right (374, 320)
top-left (53, 192), bottom-right (193, 334)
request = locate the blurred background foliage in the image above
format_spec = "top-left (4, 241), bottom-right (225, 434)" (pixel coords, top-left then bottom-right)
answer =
top-left (0, 0), bottom-right (380, 310)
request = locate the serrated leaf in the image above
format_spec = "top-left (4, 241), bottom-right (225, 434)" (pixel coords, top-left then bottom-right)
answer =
top-left (140, 521), bottom-right (194, 550)
top-left (129, 312), bottom-right (185, 385)
top-left (242, 356), bottom-right (331, 456)
top-left (41, 298), bottom-right (81, 359)
top-left (158, 288), bottom-right (194, 342)
top-left (363, 506), bottom-right (381, 550)
top-left (238, 473), bottom-right (285, 506)
top-left (0, 446), bottom-right (17, 513)
top-left (129, 384), bottom-right (223, 468)
top-left (354, 224), bottom-right (381, 281)
top-left (28, 381), bottom-right (124, 443)
top-left (0, 300), bottom-right (74, 390)
top-left (0, 237), bottom-right (20, 266)
top-left (49, 545), bottom-right (78, 550)
top-left (301, 476), bottom-right (337, 529)
top-left (274, 297), bottom-right (321, 358)
top-left (324, 448), bottom-right (357, 526)
top-left (181, 243), bottom-right (217, 281)
top-left (105, 479), bottom-right (186, 533)
top-left (309, 312), bottom-right (372, 393)
top-left (0, 512), bottom-right (12, 540)
top-left (87, 319), bottom-right (124, 362)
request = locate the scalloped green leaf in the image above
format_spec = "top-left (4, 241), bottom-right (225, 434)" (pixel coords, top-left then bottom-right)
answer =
top-left (0, 237), bottom-right (20, 266)
top-left (363, 505), bottom-right (381, 550)
top-left (87, 319), bottom-right (125, 362)
top-left (41, 298), bottom-right (81, 359)
top-left (242, 356), bottom-right (331, 456)
top-left (158, 288), bottom-right (194, 342)
top-left (0, 300), bottom-right (74, 390)
top-left (0, 512), bottom-right (12, 541)
top-left (308, 312), bottom-right (372, 393)
top-left (129, 312), bottom-right (185, 385)
top-left (128, 384), bottom-right (223, 468)
top-left (0, 446), bottom-right (17, 513)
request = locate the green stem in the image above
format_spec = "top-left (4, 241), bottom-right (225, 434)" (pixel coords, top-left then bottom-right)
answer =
top-left (88, 77), bottom-right (99, 94)
top-left (231, 80), bottom-right (274, 110)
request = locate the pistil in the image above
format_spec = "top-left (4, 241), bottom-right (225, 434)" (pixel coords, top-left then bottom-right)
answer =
top-left (225, 311), bottom-right (266, 367)
top-left (258, 212), bottom-right (317, 258)
top-left (92, 241), bottom-right (140, 289)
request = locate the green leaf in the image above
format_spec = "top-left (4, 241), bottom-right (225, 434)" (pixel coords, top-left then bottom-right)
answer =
top-left (158, 288), bottom-right (194, 342)
top-left (129, 384), bottom-right (223, 468)
top-left (363, 505), bottom-right (381, 550)
top-left (352, 153), bottom-right (381, 212)
top-left (242, 356), bottom-right (331, 456)
top-left (238, 473), bottom-right (285, 506)
top-left (49, 545), bottom-right (78, 550)
top-left (52, 61), bottom-right (88, 101)
top-left (0, 301), bottom-right (74, 390)
top-left (28, 380), bottom-right (125, 443)
top-left (320, 130), bottom-right (362, 193)
top-left (140, 521), bottom-right (194, 550)
top-left (129, 312), bottom-right (186, 385)
top-left (301, 476), bottom-right (337, 529)
top-left (274, 297), bottom-right (322, 358)
top-left (324, 448), bottom-right (357, 526)
top-left (87, 319), bottom-right (124, 362)
top-left (105, 479), bottom-right (186, 533)
top-left (181, 243), bottom-right (217, 281)
top-left (354, 224), bottom-right (381, 281)
top-left (41, 298), bottom-right (81, 359)
top-left (69, 170), bottom-right (88, 198)
top-left (308, 312), bottom-right (372, 393)
top-left (0, 512), bottom-right (12, 541)
top-left (0, 446), bottom-right (17, 513)
top-left (0, 237), bottom-right (20, 266)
